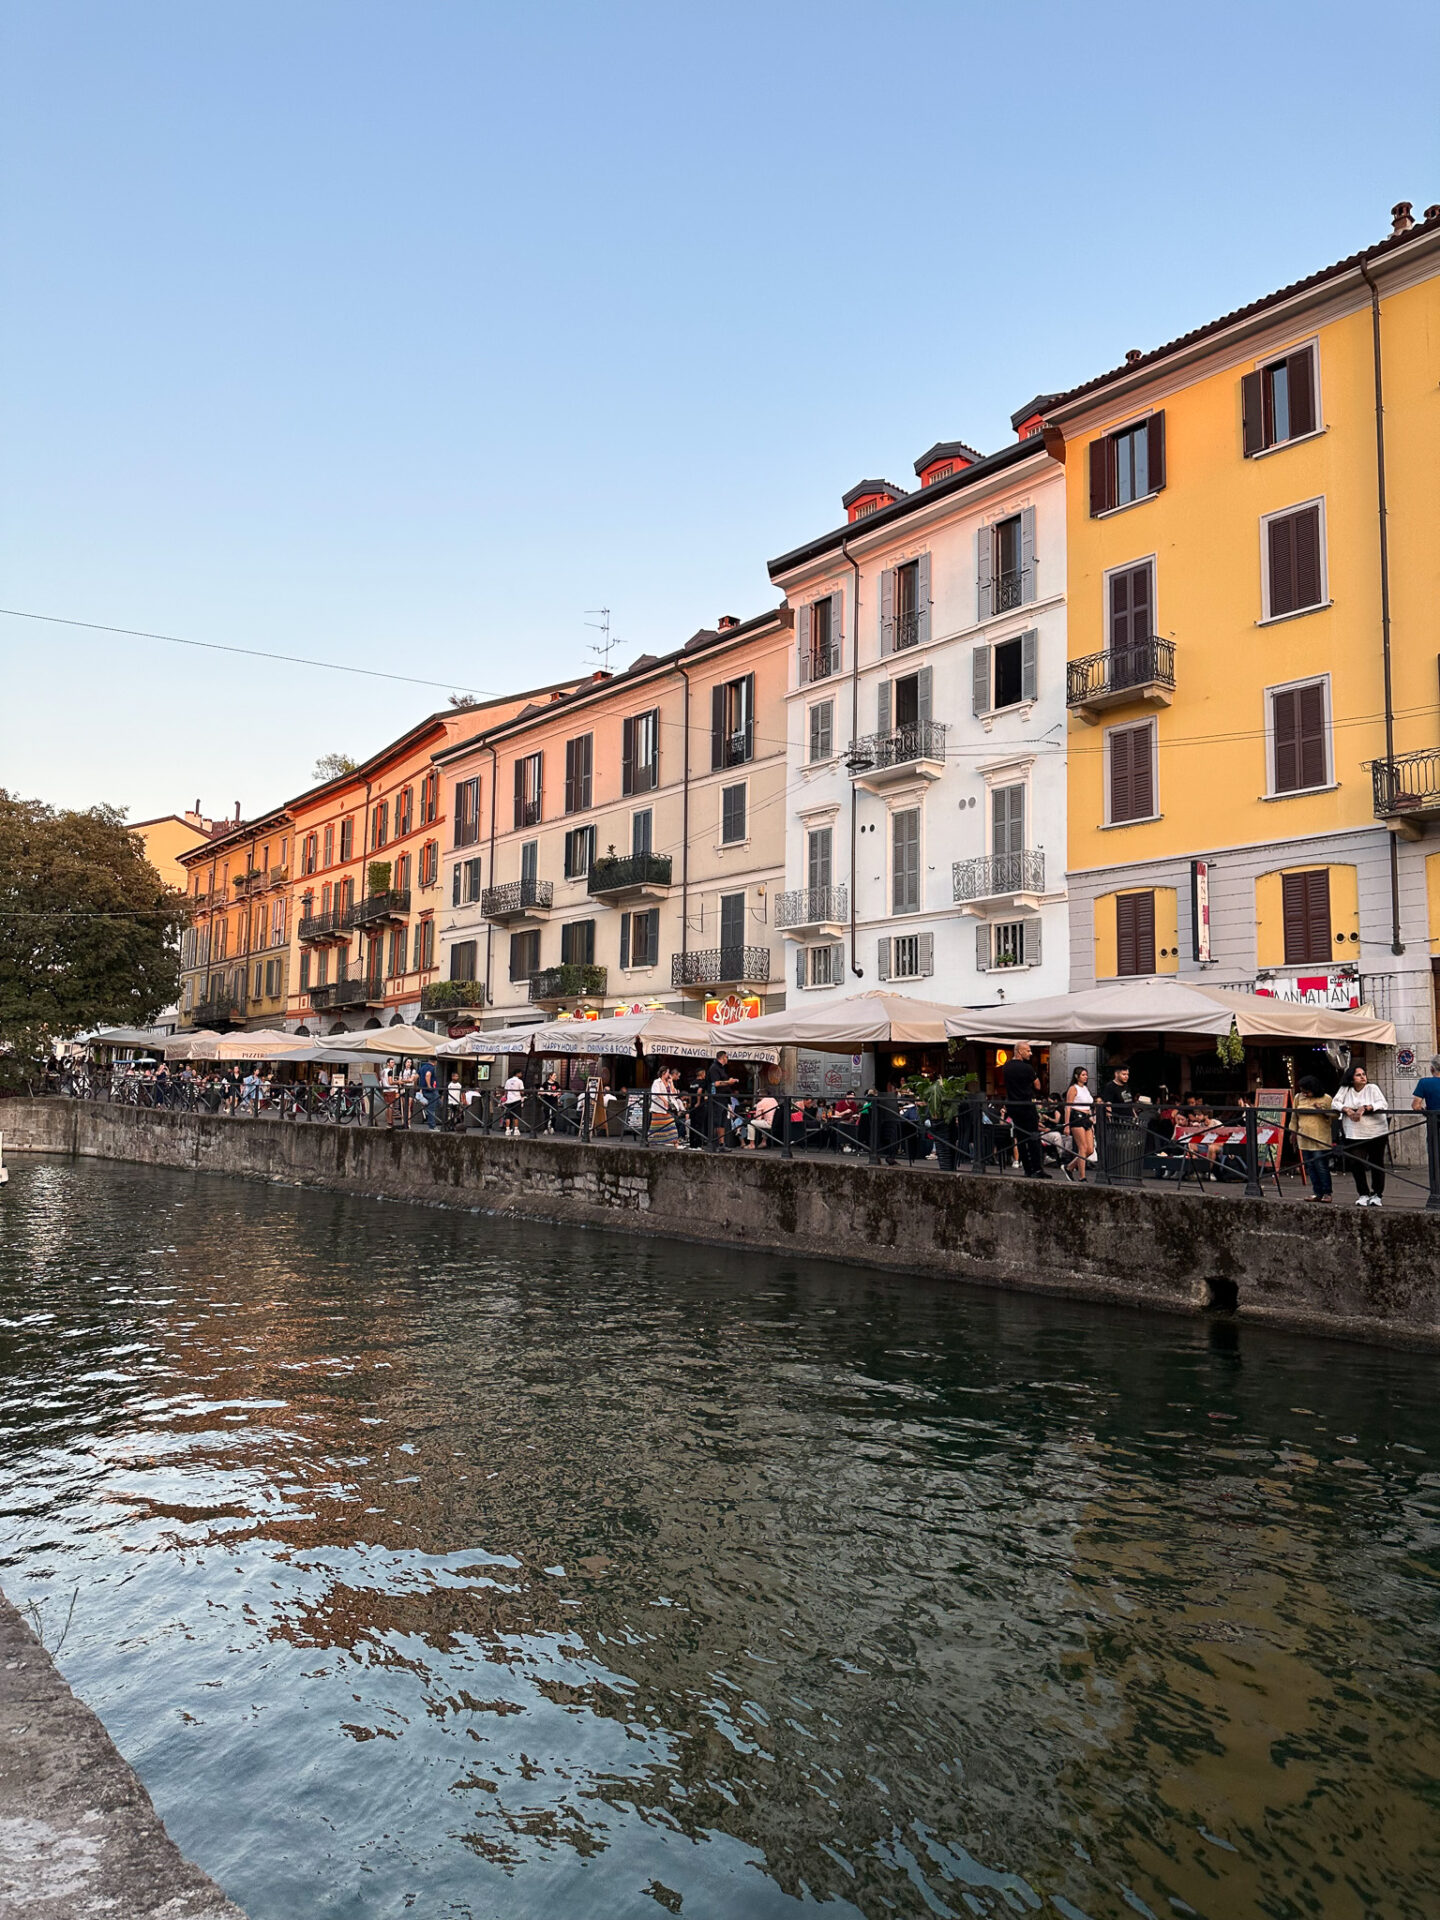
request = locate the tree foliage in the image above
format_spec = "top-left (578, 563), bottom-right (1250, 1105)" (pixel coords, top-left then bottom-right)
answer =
top-left (312, 751), bottom-right (358, 780)
top-left (0, 790), bottom-right (186, 1070)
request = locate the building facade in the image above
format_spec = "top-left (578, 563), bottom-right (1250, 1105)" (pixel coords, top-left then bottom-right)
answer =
top-left (766, 429), bottom-right (1069, 1011)
top-left (130, 809), bottom-right (220, 893)
top-left (431, 610), bottom-right (792, 1026)
top-left (177, 808), bottom-right (294, 1030)
top-left (1046, 204), bottom-right (1440, 1098)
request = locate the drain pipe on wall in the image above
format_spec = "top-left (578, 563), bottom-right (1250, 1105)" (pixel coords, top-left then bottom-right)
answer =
top-left (678, 663), bottom-right (692, 982)
top-left (842, 537), bottom-right (864, 980)
top-left (484, 743), bottom-right (499, 1005)
top-left (1358, 257), bottom-right (1404, 956)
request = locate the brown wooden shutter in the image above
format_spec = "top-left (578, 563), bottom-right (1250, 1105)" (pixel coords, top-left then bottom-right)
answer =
top-left (1283, 869), bottom-right (1331, 964)
top-left (1286, 347), bottom-right (1316, 438)
top-left (1273, 687), bottom-right (1299, 791)
top-left (1268, 513), bottom-right (1297, 617)
top-left (1116, 893), bottom-right (1136, 975)
top-left (1242, 370), bottom-right (1266, 455)
top-left (1146, 411), bottom-right (1166, 492)
top-left (1116, 892), bottom-right (1155, 975)
top-left (1110, 726), bottom-right (1131, 821)
top-left (1294, 505), bottom-right (1322, 610)
top-left (1132, 725), bottom-right (1154, 819)
top-left (1089, 436), bottom-right (1114, 516)
top-left (1297, 681), bottom-right (1326, 788)
top-left (564, 738), bottom-right (577, 813)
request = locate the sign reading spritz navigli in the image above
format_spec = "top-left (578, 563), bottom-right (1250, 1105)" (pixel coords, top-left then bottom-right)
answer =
top-left (705, 994), bottom-right (761, 1026)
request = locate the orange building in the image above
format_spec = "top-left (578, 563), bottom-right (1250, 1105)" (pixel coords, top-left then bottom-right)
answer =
top-left (284, 681), bottom-right (585, 1033)
top-left (177, 807), bottom-right (294, 1030)
top-left (130, 808), bottom-right (220, 892)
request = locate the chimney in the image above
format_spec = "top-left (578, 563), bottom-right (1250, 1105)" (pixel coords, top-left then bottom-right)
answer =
top-left (717, 614), bottom-right (739, 631)
top-left (1125, 349), bottom-right (1143, 364)
top-left (1392, 201), bottom-right (1415, 233)
top-left (234, 802), bottom-right (241, 823)
top-left (1426, 205), bottom-right (1440, 223)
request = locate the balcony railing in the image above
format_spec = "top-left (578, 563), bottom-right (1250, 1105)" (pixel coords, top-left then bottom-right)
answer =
top-left (421, 980), bottom-right (488, 1012)
top-left (995, 572), bottom-right (1023, 613)
top-left (343, 889), bottom-right (411, 930)
top-left (953, 849), bottom-right (1046, 903)
top-left (529, 964), bottom-right (607, 1003)
top-left (775, 885), bottom-right (848, 930)
top-left (719, 727), bottom-right (753, 769)
top-left (1371, 749), bottom-right (1440, 819)
top-left (892, 608), bottom-right (921, 650)
top-left (848, 720), bottom-right (947, 775)
top-left (191, 989), bottom-right (247, 1028)
top-left (480, 879), bottom-right (553, 920)
top-left (1067, 637), bottom-right (1176, 710)
top-left (307, 978), bottom-right (383, 1010)
top-left (297, 909), bottom-right (346, 942)
top-left (671, 945), bottom-right (770, 988)
top-left (587, 852), bottom-right (673, 897)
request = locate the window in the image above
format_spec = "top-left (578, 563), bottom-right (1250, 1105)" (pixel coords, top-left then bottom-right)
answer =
top-left (878, 666), bottom-right (932, 739)
top-left (1282, 869), bottom-right (1332, 965)
top-left (623, 709), bottom-right (660, 795)
top-left (1264, 502), bottom-right (1325, 620)
top-left (1108, 720), bottom-right (1156, 824)
top-left (976, 919), bottom-right (1041, 971)
top-left (514, 754), bottom-right (543, 829)
top-left (457, 856), bottom-right (482, 904)
top-left (421, 769), bottom-right (439, 824)
top-left (301, 833), bottom-right (318, 875)
top-left (797, 941), bottom-right (845, 988)
top-left (299, 951), bottom-right (311, 991)
top-left (339, 817), bottom-right (354, 861)
top-left (632, 809), bottom-right (653, 856)
top-left (450, 939), bottom-right (478, 983)
top-left (1116, 891), bottom-right (1157, 976)
top-left (807, 827), bottom-right (832, 892)
top-left (621, 908), bottom-right (660, 970)
top-left (564, 824), bottom-right (596, 879)
top-left (419, 840), bottom-right (438, 888)
top-left (561, 919), bottom-right (595, 966)
top-left (892, 808), bottom-right (920, 915)
top-left (520, 840), bottom-right (538, 893)
top-left (1089, 415), bottom-right (1166, 515)
top-left (564, 734), bottom-right (593, 813)
top-left (719, 892), bottom-right (745, 955)
top-left (799, 592), bottom-right (841, 682)
top-left (334, 944), bottom-right (346, 982)
top-left (397, 786), bottom-right (414, 836)
top-left (417, 917), bottom-right (435, 970)
top-left (395, 853), bottom-right (411, 893)
top-left (711, 674), bottom-right (754, 768)
top-left (389, 926), bottom-right (408, 977)
top-left (721, 784), bottom-right (747, 845)
top-left (454, 777), bottom-right (481, 847)
top-left (972, 631), bottom-right (1038, 714)
top-left (1243, 345), bottom-right (1317, 455)
top-left (878, 930), bottom-right (934, 981)
top-left (991, 782), bottom-right (1025, 857)
top-left (1108, 561), bottom-right (1154, 658)
top-left (271, 898), bottom-right (286, 945)
top-left (809, 701), bottom-right (834, 763)
top-left (509, 929), bottom-right (540, 981)
top-left (1270, 680), bottom-right (1328, 794)
top-left (323, 824), bottom-right (334, 867)
top-left (372, 801), bottom-right (389, 850)
top-left (253, 962), bottom-right (263, 1001)
top-left (976, 511), bottom-right (1036, 619)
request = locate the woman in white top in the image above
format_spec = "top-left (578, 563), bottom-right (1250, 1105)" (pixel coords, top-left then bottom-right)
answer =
top-left (1063, 1066), bottom-right (1095, 1182)
top-left (1332, 1064), bottom-right (1389, 1206)
top-left (648, 1067), bottom-right (682, 1149)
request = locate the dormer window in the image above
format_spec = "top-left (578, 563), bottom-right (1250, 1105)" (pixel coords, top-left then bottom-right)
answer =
top-left (853, 499), bottom-right (879, 518)
top-left (923, 463), bottom-right (953, 486)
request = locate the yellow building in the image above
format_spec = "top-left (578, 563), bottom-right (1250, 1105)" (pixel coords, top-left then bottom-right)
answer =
top-left (1044, 203), bottom-right (1440, 1090)
top-left (177, 808), bottom-right (294, 1030)
top-left (129, 809), bottom-right (218, 892)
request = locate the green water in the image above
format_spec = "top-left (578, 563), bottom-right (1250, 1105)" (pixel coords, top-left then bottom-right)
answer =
top-left (0, 1155), bottom-right (1437, 1920)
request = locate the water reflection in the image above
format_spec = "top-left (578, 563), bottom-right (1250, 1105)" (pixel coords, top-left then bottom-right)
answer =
top-left (1, 1157), bottom-right (1438, 1919)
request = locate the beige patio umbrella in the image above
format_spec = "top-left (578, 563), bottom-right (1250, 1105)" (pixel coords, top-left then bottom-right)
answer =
top-left (732, 988), bottom-right (974, 1050)
top-left (949, 979), bottom-right (1396, 1046)
top-left (527, 1009), bottom-right (776, 1063)
top-left (434, 1024), bottom-right (548, 1058)
top-left (314, 1026), bottom-right (446, 1058)
top-left (211, 1028), bottom-right (318, 1061)
top-left (159, 1030), bottom-right (224, 1061)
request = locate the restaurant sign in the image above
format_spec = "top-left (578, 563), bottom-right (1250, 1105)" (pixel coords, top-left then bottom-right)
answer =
top-left (705, 993), bottom-right (761, 1026)
top-left (1253, 972), bottom-right (1360, 1009)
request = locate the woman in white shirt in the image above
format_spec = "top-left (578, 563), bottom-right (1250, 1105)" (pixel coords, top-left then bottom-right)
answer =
top-left (503, 1071), bottom-right (525, 1136)
top-left (1063, 1067), bottom-right (1095, 1182)
top-left (1333, 1064), bottom-right (1389, 1206)
top-left (648, 1066), bottom-right (682, 1150)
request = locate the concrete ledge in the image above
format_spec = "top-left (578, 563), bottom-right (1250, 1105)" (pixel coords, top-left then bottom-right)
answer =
top-left (3, 1100), bottom-right (1439, 1349)
top-left (0, 1589), bottom-right (246, 1918)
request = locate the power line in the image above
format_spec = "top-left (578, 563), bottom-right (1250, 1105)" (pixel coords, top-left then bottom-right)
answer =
top-left (0, 607), bottom-right (495, 698)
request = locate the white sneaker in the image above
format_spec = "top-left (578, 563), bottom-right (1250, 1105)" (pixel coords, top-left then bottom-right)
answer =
top-left (1369, 1195), bottom-right (1383, 1208)
top-left (1356, 1196), bottom-right (1371, 1207)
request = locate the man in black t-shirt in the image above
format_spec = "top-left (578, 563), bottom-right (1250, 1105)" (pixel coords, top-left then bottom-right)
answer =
top-left (1101, 1065), bottom-right (1133, 1114)
top-left (697, 1051), bottom-right (739, 1149)
top-left (1001, 1041), bottom-right (1047, 1177)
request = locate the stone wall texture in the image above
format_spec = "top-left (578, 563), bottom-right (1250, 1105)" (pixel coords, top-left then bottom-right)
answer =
top-left (4, 1100), bottom-right (1440, 1349)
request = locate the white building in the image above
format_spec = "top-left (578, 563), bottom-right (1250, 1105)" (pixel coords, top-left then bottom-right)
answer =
top-left (768, 416), bottom-right (1068, 1013)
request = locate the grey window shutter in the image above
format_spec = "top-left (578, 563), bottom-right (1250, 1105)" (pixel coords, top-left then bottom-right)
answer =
top-left (975, 922), bottom-right (991, 972)
top-left (796, 944), bottom-right (807, 990)
top-left (829, 591), bottom-right (843, 673)
top-left (1024, 918), bottom-right (1042, 966)
top-left (828, 940), bottom-right (846, 982)
top-left (877, 936), bottom-right (892, 982)
top-left (711, 686), bottom-right (725, 769)
top-left (1019, 508), bottom-right (1037, 604)
top-left (878, 678), bottom-right (892, 736)
top-left (917, 666), bottom-right (932, 727)
top-left (976, 527), bottom-right (993, 621)
top-left (1020, 629), bottom-right (1038, 702)
top-left (797, 602), bottom-right (811, 685)
top-left (879, 569), bottom-right (895, 656)
top-left (916, 552), bottom-right (931, 645)
top-left (917, 930), bottom-right (934, 977)
top-left (619, 913), bottom-right (630, 970)
top-left (972, 645), bottom-right (991, 716)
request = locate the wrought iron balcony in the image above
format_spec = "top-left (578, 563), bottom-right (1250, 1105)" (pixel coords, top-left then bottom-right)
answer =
top-left (307, 978), bottom-right (383, 1010)
top-left (587, 852), bottom-right (673, 899)
top-left (297, 909), bottom-right (346, 943)
top-left (343, 889), bottom-right (411, 930)
top-left (892, 608), bottom-right (921, 650)
top-left (481, 879), bottom-right (553, 922)
top-left (421, 980), bottom-right (488, 1012)
top-left (1371, 749), bottom-right (1440, 821)
top-left (775, 885), bottom-right (848, 932)
top-left (719, 727), bottom-right (752, 769)
top-left (190, 990), bottom-right (247, 1029)
top-left (995, 572), bottom-right (1023, 614)
top-left (529, 964), bottom-right (606, 1003)
top-left (1067, 637), bottom-right (1176, 718)
top-left (953, 849), bottom-right (1046, 905)
top-left (671, 945), bottom-right (770, 988)
top-left (848, 720), bottom-right (947, 789)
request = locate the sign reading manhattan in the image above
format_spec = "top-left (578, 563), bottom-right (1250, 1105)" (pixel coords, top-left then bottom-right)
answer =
top-left (705, 993), bottom-right (761, 1025)
top-left (1254, 972), bottom-right (1360, 1009)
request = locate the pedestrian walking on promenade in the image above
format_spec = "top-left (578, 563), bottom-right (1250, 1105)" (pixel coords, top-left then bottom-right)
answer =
top-left (1410, 1056), bottom-right (1440, 1114)
top-left (502, 1068), bottom-right (525, 1137)
top-left (1333, 1064), bottom-right (1389, 1206)
top-left (417, 1057), bottom-right (438, 1129)
top-left (1291, 1075), bottom-right (1335, 1201)
top-left (1063, 1066), bottom-right (1095, 1181)
top-left (1003, 1041), bottom-right (1047, 1178)
top-left (648, 1066), bottom-right (683, 1150)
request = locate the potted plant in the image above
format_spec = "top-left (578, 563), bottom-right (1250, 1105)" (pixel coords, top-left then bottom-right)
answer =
top-left (905, 1070), bottom-right (978, 1170)
top-left (368, 860), bottom-right (392, 897)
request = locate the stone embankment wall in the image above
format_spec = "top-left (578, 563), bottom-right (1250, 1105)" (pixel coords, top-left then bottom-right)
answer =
top-left (4, 1101), bottom-right (1439, 1349)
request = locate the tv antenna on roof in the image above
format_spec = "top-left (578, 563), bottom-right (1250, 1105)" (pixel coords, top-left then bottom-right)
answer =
top-left (585, 607), bottom-right (620, 671)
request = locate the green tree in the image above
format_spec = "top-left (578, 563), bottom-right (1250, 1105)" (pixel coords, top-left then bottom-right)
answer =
top-left (312, 751), bottom-right (358, 780)
top-left (0, 791), bottom-right (186, 1074)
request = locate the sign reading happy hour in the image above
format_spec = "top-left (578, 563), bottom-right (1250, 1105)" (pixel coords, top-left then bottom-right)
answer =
top-left (704, 993), bottom-right (761, 1026)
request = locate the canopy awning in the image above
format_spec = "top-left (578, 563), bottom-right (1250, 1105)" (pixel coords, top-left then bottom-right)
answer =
top-left (950, 979), bottom-right (1396, 1046)
top-left (312, 1026), bottom-right (445, 1058)
top-left (436, 1010), bottom-right (777, 1064)
top-left (732, 989), bottom-right (973, 1050)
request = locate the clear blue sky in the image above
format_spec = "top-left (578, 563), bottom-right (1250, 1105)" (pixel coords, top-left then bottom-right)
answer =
top-left (3, 1), bottom-right (1436, 823)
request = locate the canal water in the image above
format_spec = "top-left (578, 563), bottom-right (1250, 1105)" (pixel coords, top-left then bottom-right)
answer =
top-left (1, 1158), bottom-right (1438, 1920)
